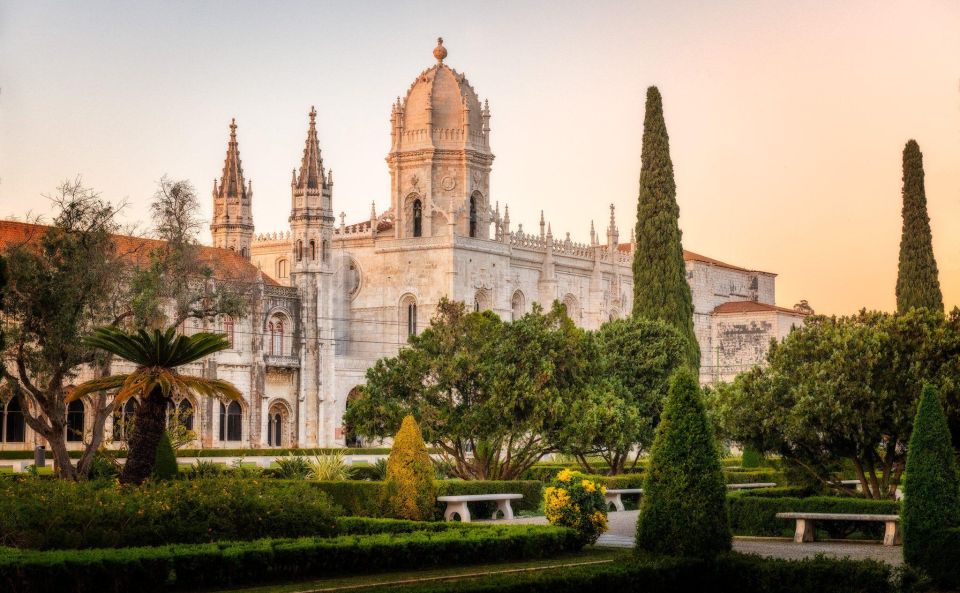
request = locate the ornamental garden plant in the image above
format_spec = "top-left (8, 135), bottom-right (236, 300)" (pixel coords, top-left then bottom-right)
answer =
top-left (543, 468), bottom-right (608, 545)
top-left (383, 415), bottom-right (436, 521)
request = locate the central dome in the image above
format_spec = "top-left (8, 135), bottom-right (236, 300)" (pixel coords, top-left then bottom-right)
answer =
top-left (394, 38), bottom-right (488, 151)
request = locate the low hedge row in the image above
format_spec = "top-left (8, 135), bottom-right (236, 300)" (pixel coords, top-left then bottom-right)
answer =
top-left (305, 480), bottom-right (544, 518)
top-left (0, 447), bottom-right (396, 460)
top-left (0, 525), bottom-right (579, 593)
top-left (727, 493), bottom-right (900, 538)
top-left (916, 527), bottom-right (960, 589)
top-left (0, 478), bottom-right (339, 550)
top-left (361, 552), bottom-right (908, 593)
top-left (723, 468), bottom-right (784, 484)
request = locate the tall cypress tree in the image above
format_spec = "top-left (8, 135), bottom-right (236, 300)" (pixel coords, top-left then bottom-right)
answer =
top-left (896, 140), bottom-right (942, 313)
top-left (633, 86), bottom-right (699, 368)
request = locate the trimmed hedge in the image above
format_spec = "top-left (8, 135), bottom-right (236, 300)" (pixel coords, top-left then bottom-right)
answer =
top-left (920, 527), bottom-right (960, 589)
top-left (0, 447), bottom-right (397, 460)
top-left (305, 480), bottom-right (544, 519)
top-left (727, 493), bottom-right (900, 538)
top-left (0, 525), bottom-right (579, 593)
top-left (723, 468), bottom-right (784, 484)
top-left (0, 478), bottom-right (339, 550)
top-left (360, 552), bottom-right (906, 593)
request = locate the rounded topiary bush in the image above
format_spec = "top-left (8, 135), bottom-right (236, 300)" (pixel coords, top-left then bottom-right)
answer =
top-left (903, 384), bottom-right (960, 586)
top-left (636, 367), bottom-right (731, 558)
top-left (383, 415), bottom-right (435, 521)
top-left (544, 469), bottom-right (608, 546)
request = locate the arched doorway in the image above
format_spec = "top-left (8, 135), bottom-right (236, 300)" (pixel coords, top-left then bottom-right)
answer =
top-left (344, 387), bottom-right (364, 447)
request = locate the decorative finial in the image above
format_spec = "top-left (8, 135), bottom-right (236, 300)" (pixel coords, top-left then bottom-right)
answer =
top-left (309, 106), bottom-right (317, 123)
top-left (229, 118), bottom-right (237, 135)
top-left (433, 37), bottom-right (447, 64)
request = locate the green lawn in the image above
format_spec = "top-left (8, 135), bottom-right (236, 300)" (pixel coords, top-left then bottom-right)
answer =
top-left (206, 547), bottom-right (626, 593)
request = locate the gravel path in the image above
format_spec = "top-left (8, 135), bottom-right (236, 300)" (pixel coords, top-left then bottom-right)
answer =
top-left (495, 511), bottom-right (903, 565)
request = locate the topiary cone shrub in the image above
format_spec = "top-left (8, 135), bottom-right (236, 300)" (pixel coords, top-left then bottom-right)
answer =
top-left (152, 432), bottom-right (178, 481)
top-left (383, 415), bottom-right (436, 521)
top-left (903, 384), bottom-right (960, 586)
top-left (636, 367), bottom-right (731, 558)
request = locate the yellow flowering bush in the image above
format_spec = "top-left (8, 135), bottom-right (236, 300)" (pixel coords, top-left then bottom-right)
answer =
top-left (543, 469), bottom-right (608, 545)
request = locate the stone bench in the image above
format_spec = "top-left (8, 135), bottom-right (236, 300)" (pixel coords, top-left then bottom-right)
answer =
top-left (604, 488), bottom-right (643, 512)
top-left (437, 494), bottom-right (523, 522)
top-left (726, 482), bottom-right (777, 490)
top-left (776, 512), bottom-right (901, 546)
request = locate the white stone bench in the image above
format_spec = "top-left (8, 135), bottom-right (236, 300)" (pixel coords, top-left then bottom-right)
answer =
top-left (776, 512), bottom-right (901, 546)
top-left (604, 488), bottom-right (642, 512)
top-left (727, 482), bottom-right (777, 490)
top-left (437, 494), bottom-right (523, 522)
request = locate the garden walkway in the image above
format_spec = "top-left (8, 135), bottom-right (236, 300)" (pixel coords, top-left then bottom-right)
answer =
top-left (495, 511), bottom-right (904, 565)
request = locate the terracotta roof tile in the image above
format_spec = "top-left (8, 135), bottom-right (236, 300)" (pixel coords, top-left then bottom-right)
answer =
top-left (712, 300), bottom-right (806, 316)
top-left (0, 220), bottom-right (276, 285)
top-left (615, 242), bottom-right (772, 275)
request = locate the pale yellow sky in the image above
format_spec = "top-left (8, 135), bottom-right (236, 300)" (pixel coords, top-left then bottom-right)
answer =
top-left (1, 1), bottom-right (958, 314)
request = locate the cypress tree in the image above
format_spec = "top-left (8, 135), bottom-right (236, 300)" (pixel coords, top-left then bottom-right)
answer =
top-left (903, 384), bottom-right (960, 581)
top-left (633, 86), bottom-right (700, 369)
top-left (383, 415), bottom-right (435, 521)
top-left (896, 140), bottom-right (943, 313)
top-left (636, 367), bottom-right (731, 558)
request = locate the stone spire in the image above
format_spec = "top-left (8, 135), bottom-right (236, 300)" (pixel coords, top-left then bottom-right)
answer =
top-left (211, 118), bottom-right (254, 258)
top-left (606, 203), bottom-right (619, 248)
top-left (295, 107), bottom-right (325, 190)
top-left (539, 210), bottom-right (546, 239)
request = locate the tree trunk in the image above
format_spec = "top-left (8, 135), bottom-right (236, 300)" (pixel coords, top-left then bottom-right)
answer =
top-left (119, 387), bottom-right (167, 485)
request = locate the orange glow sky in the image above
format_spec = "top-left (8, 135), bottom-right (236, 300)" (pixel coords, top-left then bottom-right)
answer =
top-left (1, 1), bottom-right (958, 315)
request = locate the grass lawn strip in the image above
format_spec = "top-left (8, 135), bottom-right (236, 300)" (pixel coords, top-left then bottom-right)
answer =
top-left (211, 549), bottom-right (625, 593)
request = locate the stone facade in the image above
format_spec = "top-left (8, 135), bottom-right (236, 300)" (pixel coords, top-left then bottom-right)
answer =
top-left (0, 39), bottom-right (804, 452)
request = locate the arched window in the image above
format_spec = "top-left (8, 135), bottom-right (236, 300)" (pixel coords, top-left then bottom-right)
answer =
top-left (267, 322), bottom-right (275, 355)
top-left (473, 289), bottom-right (491, 313)
top-left (178, 399), bottom-right (194, 431)
top-left (2, 398), bottom-right (25, 443)
top-left (66, 400), bottom-right (85, 442)
top-left (240, 247), bottom-right (248, 258)
top-left (220, 401), bottom-right (242, 442)
top-left (399, 295), bottom-right (417, 340)
top-left (412, 199), bottom-right (423, 238)
top-left (511, 291), bottom-right (525, 321)
top-left (309, 239), bottom-right (316, 260)
top-left (223, 315), bottom-right (235, 348)
top-left (274, 320), bottom-right (284, 355)
top-left (267, 410), bottom-right (283, 447)
top-left (296, 240), bottom-right (303, 262)
top-left (469, 196), bottom-right (477, 238)
top-left (114, 398), bottom-right (138, 441)
top-left (321, 240), bottom-right (329, 262)
top-left (344, 387), bottom-right (364, 447)
top-left (562, 294), bottom-right (581, 322)
top-left (276, 259), bottom-right (288, 279)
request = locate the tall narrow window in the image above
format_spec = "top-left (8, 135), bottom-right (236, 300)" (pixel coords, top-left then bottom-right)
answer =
top-left (511, 291), bottom-right (525, 321)
top-left (469, 196), bottom-right (477, 238)
top-left (277, 259), bottom-right (288, 279)
top-left (267, 413), bottom-right (283, 447)
top-left (223, 316), bottom-right (234, 348)
top-left (219, 402), bottom-right (226, 441)
top-left (407, 303), bottom-right (417, 337)
top-left (226, 401), bottom-right (242, 441)
top-left (321, 240), bottom-right (329, 262)
top-left (309, 239), bottom-right (316, 260)
top-left (2, 398), bottom-right (25, 443)
top-left (296, 240), bottom-right (303, 261)
top-left (274, 320), bottom-right (284, 356)
top-left (413, 199), bottom-right (423, 237)
top-left (267, 322), bottom-right (275, 355)
top-left (66, 400), bottom-right (84, 442)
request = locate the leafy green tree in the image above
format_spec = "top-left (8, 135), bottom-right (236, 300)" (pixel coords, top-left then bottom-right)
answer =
top-left (632, 86), bottom-right (699, 369)
top-left (903, 384), bottom-right (960, 577)
top-left (345, 298), bottom-right (590, 480)
top-left (896, 140), bottom-right (943, 314)
top-left (709, 309), bottom-right (960, 499)
top-left (72, 327), bottom-right (240, 485)
top-left (558, 318), bottom-right (686, 474)
top-left (383, 415), bottom-right (435, 520)
top-left (152, 431), bottom-right (178, 480)
top-left (636, 368), bottom-right (730, 558)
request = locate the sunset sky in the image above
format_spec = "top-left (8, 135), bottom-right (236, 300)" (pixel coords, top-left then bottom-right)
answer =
top-left (1, 0), bottom-right (958, 315)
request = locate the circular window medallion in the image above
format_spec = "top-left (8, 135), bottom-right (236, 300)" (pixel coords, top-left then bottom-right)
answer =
top-left (440, 176), bottom-right (456, 191)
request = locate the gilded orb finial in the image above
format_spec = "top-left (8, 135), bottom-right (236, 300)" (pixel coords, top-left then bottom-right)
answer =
top-left (433, 37), bottom-right (447, 64)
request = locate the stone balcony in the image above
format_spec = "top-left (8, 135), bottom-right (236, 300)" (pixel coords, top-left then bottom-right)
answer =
top-left (263, 354), bottom-right (299, 369)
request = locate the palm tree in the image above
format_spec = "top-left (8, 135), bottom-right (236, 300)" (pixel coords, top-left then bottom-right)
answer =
top-left (71, 327), bottom-right (240, 484)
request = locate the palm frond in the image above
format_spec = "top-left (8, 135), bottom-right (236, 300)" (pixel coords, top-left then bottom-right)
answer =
top-left (68, 374), bottom-right (129, 401)
top-left (177, 375), bottom-right (243, 401)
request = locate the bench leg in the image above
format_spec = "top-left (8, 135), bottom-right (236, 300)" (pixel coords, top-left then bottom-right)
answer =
top-left (794, 519), bottom-right (816, 543)
top-left (604, 494), bottom-right (625, 512)
top-left (495, 500), bottom-right (515, 520)
top-left (883, 521), bottom-right (902, 546)
top-left (444, 502), bottom-right (471, 522)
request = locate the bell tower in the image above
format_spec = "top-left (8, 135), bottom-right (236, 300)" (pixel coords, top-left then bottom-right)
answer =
top-left (387, 38), bottom-right (494, 240)
top-left (211, 118), bottom-right (254, 257)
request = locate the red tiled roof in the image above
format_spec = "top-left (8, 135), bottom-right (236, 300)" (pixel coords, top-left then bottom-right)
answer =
top-left (712, 300), bottom-right (806, 316)
top-left (615, 243), bottom-right (772, 275)
top-left (0, 220), bottom-right (276, 285)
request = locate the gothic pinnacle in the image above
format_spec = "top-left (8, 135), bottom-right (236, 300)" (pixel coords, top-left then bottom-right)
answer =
top-left (433, 37), bottom-right (447, 64)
